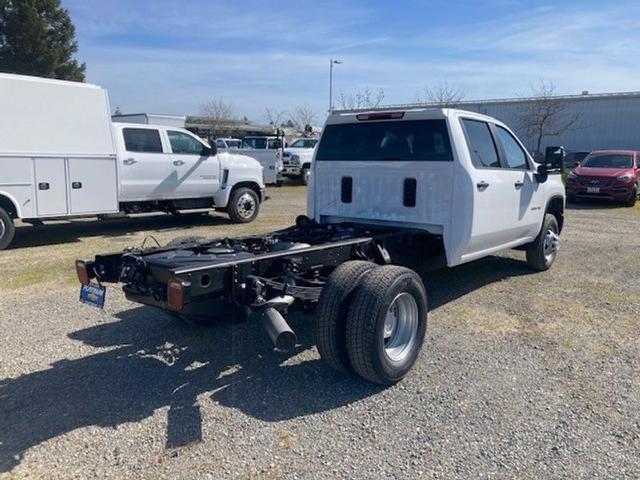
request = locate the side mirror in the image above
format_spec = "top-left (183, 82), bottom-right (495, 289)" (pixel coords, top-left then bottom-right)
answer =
top-left (544, 146), bottom-right (565, 171)
top-left (535, 164), bottom-right (548, 183)
top-left (202, 144), bottom-right (217, 157)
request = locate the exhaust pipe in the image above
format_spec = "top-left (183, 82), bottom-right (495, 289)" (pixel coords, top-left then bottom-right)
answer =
top-left (261, 306), bottom-right (297, 352)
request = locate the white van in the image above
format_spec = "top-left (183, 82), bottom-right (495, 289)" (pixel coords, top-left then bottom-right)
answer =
top-left (0, 74), bottom-right (265, 249)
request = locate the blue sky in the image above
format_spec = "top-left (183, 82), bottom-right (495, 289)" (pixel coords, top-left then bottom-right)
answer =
top-left (63, 0), bottom-right (640, 124)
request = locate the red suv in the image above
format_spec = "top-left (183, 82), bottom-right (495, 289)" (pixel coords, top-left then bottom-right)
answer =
top-left (566, 150), bottom-right (639, 207)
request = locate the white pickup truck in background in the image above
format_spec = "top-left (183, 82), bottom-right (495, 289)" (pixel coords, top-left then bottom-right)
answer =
top-left (282, 137), bottom-right (318, 184)
top-left (0, 73), bottom-right (265, 250)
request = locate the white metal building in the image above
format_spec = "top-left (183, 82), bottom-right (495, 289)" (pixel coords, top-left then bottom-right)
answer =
top-left (461, 92), bottom-right (640, 154)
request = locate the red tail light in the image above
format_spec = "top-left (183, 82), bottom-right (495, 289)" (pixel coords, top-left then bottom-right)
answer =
top-left (76, 260), bottom-right (90, 285)
top-left (167, 277), bottom-right (186, 311)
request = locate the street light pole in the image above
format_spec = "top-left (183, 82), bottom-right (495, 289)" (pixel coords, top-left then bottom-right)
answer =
top-left (329, 58), bottom-right (342, 112)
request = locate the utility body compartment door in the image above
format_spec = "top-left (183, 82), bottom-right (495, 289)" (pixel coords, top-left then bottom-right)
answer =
top-left (67, 157), bottom-right (118, 215)
top-left (34, 158), bottom-right (68, 216)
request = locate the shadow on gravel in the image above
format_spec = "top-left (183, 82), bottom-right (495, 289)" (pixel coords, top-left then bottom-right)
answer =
top-left (0, 255), bottom-right (532, 472)
top-left (565, 200), bottom-right (630, 210)
top-left (9, 212), bottom-right (228, 249)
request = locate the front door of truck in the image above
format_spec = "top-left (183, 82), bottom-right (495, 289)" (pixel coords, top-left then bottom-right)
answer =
top-left (118, 127), bottom-right (178, 201)
top-left (493, 125), bottom-right (545, 240)
top-left (166, 130), bottom-right (220, 198)
top-left (461, 118), bottom-right (520, 256)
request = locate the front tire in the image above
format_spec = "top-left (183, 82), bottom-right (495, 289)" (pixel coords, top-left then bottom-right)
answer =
top-left (0, 207), bottom-right (15, 250)
top-left (526, 214), bottom-right (560, 271)
top-left (345, 266), bottom-right (428, 385)
top-left (315, 261), bottom-right (377, 372)
top-left (301, 167), bottom-right (310, 186)
top-left (226, 187), bottom-right (260, 223)
top-left (625, 187), bottom-right (637, 207)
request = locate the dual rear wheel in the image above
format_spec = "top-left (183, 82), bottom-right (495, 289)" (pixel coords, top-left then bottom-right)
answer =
top-left (315, 261), bottom-right (428, 385)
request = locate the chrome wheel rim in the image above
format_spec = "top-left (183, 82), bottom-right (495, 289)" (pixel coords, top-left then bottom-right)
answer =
top-left (236, 193), bottom-right (256, 219)
top-left (0, 218), bottom-right (5, 240)
top-left (383, 292), bottom-right (419, 363)
top-left (543, 229), bottom-right (560, 264)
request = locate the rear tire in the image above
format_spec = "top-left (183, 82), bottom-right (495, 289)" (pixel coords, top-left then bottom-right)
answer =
top-left (315, 261), bottom-right (377, 372)
top-left (227, 187), bottom-right (260, 223)
top-left (526, 214), bottom-right (560, 271)
top-left (346, 266), bottom-right (428, 385)
top-left (0, 207), bottom-right (15, 250)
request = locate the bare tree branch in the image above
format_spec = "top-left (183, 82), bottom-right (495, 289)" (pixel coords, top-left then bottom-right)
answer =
top-left (415, 82), bottom-right (465, 107)
top-left (264, 107), bottom-right (287, 127)
top-left (337, 87), bottom-right (385, 110)
top-left (518, 80), bottom-right (580, 158)
top-left (291, 105), bottom-right (317, 129)
top-left (199, 97), bottom-right (234, 134)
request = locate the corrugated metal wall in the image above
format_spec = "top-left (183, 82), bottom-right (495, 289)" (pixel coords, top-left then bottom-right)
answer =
top-left (462, 94), bottom-right (640, 154)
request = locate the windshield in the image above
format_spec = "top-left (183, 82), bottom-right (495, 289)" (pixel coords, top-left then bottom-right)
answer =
top-left (291, 139), bottom-right (317, 148)
top-left (316, 119), bottom-right (453, 161)
top-left (582, 154), bottom-right (633, 169)
top-left (227, 140), bottom-right (241, 148)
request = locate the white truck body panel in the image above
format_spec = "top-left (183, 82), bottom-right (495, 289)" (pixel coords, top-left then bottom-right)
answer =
top-left (309, 108), bottom-right (565, 267)
top-left (0, 73), bottom-right (118, 218)
top-left (112, 113), bottom-right (186, 128)
top-left (0, 74), bottom-right (264, 223)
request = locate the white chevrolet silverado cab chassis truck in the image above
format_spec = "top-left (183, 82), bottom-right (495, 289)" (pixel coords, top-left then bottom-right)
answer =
top-left (76, 107), bottom-right (565, 385)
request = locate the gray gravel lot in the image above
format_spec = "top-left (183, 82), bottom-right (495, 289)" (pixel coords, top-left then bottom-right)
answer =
top-left (1, 189), bottom-right (639, 479)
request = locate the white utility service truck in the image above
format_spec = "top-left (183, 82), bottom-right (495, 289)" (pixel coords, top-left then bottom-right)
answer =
top-left (76, 107), bottom-right (565, 385)
top-left (0, 74), bottom-right (265, 250)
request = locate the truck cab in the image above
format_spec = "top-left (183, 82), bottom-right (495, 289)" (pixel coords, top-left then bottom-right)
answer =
top-left (308, 108), bottom-right (565, 266)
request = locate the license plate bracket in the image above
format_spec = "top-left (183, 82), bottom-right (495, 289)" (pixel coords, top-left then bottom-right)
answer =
top-left (79, 283), bottom-right (106, 309)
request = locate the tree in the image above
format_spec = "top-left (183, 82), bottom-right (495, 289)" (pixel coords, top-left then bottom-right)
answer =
top-left (291, 105), bottom-right (317, 129)
top-left (265, 107), bottom-right (286, 127)
top-left (415, 82), bottom-right (464, 106)
top-left (337, 86), bottom-right (385, 110)
top-left (518, 80), bottom-right (580, 158)
top-left (0, 0), bottom-right (85, 81)
top-left (199, 97), bottom-right (234, 134)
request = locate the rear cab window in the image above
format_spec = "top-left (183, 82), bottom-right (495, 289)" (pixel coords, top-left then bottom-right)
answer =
top-left (316, 119), bottom-right (453, 161)
top-left (123, 128), bottom-right (163, 153)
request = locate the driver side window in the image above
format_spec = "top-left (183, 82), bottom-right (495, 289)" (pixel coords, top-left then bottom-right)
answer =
top-left (168, 131), bottom-right (204, 155)
top-left (495, 126), bottom-right (529, 169)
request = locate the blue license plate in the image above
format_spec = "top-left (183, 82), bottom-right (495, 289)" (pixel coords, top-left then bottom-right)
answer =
top-left (79, 284), bottom-right (106, 309)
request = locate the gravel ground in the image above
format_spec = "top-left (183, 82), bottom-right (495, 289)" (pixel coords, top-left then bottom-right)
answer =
top-left (1, 189), bottom-right (639, 479)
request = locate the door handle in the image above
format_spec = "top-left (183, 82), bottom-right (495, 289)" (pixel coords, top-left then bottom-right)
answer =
top-left (514, 181), bottom-right (524, 188)
top-left (173, 160), bottom-right (185, 166)
top-left (476, 181), bottom-right (489, 190)
top-left (123, 158), bottom-right (137, 165)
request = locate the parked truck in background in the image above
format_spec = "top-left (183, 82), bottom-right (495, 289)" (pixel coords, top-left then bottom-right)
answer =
top-left (228, 136), bottom-right (284, 185)
top-left (282, 137), bottom-right (318, 185)
top-left (0, 73), bottom-right (265, 250)
top-left (76, 107), bottom-right (565, 385)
